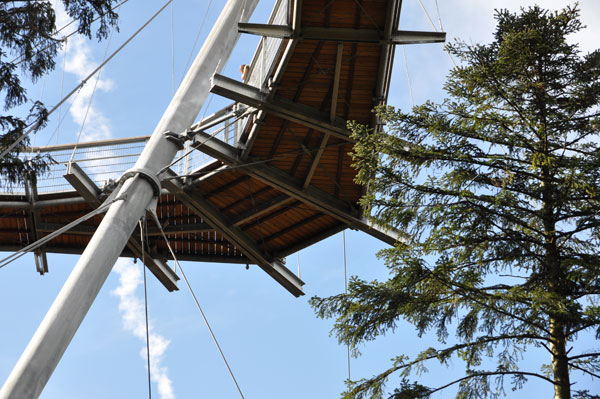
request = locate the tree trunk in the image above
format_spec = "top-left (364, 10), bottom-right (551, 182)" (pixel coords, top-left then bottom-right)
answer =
top-left (549, 317), bottom-right (571, 399)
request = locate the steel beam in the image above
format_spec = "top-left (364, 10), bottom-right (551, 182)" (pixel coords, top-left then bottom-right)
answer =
top-left (390, 30), bottom-right (446, 44)
top-left (63, 162), bottom-right (179, 292)
top-left (190, 103), bottom-right (246, 132)
top-left (302, 43), bottom-right (343, 188)
top-left (238, 23), bottom-right (293, 38)
top-left (238, 23), bottom-right (445, 45)
top-left (188, 164), bottom-right (229, 185)
top-left (190, 131), bottom-right (403, 246)
top-left (64, 162), bottom-right (102, 206)
top-left (292, 0), bottom-right (302, 32)
top-left (210, 74), bottom-right (353, 141)
top-left (24, 175), bottom-right (48, 274)
top-left (240, 110), bottom-right (266, 161)
top-left (126, 236), bottom-right (179, 292)
top-left (161, 170), bottom-right (304, 297)
top-left (372, 0), bottom-right (401, 129)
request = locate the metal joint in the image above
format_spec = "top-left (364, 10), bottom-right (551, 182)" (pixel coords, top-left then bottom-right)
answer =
top-left (163, 130), bottom-right (186, 150)
top-left (233, 104), bottom-right (249, 116)
top-left (177, 129), bottom-right (195, 143)
top-left (121, 167), bottom-right (162, 197)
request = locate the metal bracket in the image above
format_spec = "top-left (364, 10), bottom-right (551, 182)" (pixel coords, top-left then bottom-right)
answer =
top-left (163, 130), bottom-right (186, 150)
top-left (121, 167), bottom-right (162, 197)
top-left (176, 129), bottom-right (197, 144)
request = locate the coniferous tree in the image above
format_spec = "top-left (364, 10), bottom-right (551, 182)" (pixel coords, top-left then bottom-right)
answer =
top-left (0, 0), bottom-right (119, 186)
top-left (311, 6), bottom-right (600, 399)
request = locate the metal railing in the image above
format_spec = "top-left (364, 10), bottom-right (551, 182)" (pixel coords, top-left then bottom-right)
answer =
top-left (0, 103), bottom-right (243, 195)
top-left (245, 0), bottom-right (289, 90)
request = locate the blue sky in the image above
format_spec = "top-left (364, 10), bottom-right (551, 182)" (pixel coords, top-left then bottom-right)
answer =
top-left (1, 1), bottom-right (599, 398)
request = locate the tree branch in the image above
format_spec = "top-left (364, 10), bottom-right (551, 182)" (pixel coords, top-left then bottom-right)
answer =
top-left (428, 370), bottom-right (556, 395)
top-left (568, 352), bottom-right (600, 361)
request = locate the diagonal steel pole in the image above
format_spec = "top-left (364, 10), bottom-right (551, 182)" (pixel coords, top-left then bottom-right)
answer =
top-left (0, 0), bottom-right (258, 397)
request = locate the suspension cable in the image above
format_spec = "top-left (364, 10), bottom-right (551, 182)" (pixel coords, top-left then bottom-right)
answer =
top-left (415, 0), bottom-right (457, 68)
top-left (0, 0), bottom-right (173, 161)
top-left (148, 209), bottom-right (245, 399)
top-left (402, 47), bottom-right (414, 107)
top-left (56, 37), bottom-right (68, 146)
top-left (343, 230), bottom-right (351, 381)
top-left (434, 0), bottom-right (444, 31)
top-left (170, 0), bottom-right (176, 95)
top-left (180, 0), bottom-right (215, 82)
top-left (140, 218), bottom-right (153, 399)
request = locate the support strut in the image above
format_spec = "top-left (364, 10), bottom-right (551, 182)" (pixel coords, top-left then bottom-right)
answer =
top-left (0, 1), bottom-right (258, 397)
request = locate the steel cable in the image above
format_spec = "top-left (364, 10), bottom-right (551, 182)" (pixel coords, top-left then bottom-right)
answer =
top-left (0, 0), bottom-right (174, 161)
top-left (148, 209), bottom-right (246, 399)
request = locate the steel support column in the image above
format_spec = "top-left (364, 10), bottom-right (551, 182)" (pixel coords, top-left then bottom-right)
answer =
top-left (0, 1), bottom-right (258, 397)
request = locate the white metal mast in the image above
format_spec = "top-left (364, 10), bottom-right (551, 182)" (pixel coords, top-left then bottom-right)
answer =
top-left (0, 1), bottom-right (258, 397)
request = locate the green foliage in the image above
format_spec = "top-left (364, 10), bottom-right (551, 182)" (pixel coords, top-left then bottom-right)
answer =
top-left (311, 5), bottom-right (600, 399)
top-left (0, 0), bottom-right (119, 186)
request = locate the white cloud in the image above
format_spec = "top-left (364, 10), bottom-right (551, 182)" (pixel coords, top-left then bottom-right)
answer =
top-left (438, 0), bottom-right (599, 53)
top-left (55, 6), bottom-right (114, 142)
top-left (391, 0), bottom-right (599, 107)
top-left (112, 258), bottom-right (175, 399)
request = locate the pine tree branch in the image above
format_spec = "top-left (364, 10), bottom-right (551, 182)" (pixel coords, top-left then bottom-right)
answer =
top-left (427, 370), bottom-right (556, 395)
top-left (473, 56), bottom-right (544, 142)
top-left (421, 266), bottom-right (550, 333)
top-left (568, 352), bottom-right (600, 361)
top-left (568, 363), bottom-right (600, 379)
top-left (347, 334), bottom-right (552, 398)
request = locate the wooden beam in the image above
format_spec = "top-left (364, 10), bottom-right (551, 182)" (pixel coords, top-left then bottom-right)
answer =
top-left (303, 135), bottom-right (329, 189)
top-left (205, 175), bottom-right (251, 199)
top-left (232, 194), bottom-right (295, 227)
top-left (210, 74), bottom-right (353, 142)
top-left (162, 170), bottom-right (305, 297)
top-left (261, 213), bottom-right (322, 243)
top-left (240, 110), bottom-right (265, 161)
top-left (276, 224), bottom-right (347, 258)
top-left (239, 198), bottom-right (299, 230)
top-left (302, 43), bottom-right (344, 189)
top-left (330, 43), bottom-right (344, 122)
top-left (0, 243), bottom-right (251, 265)
top-left (37, 222), bottom-right (213, 237)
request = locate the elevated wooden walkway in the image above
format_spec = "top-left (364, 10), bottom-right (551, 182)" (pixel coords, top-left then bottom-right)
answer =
top-left (0, 0), bottom-right (443, 296)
